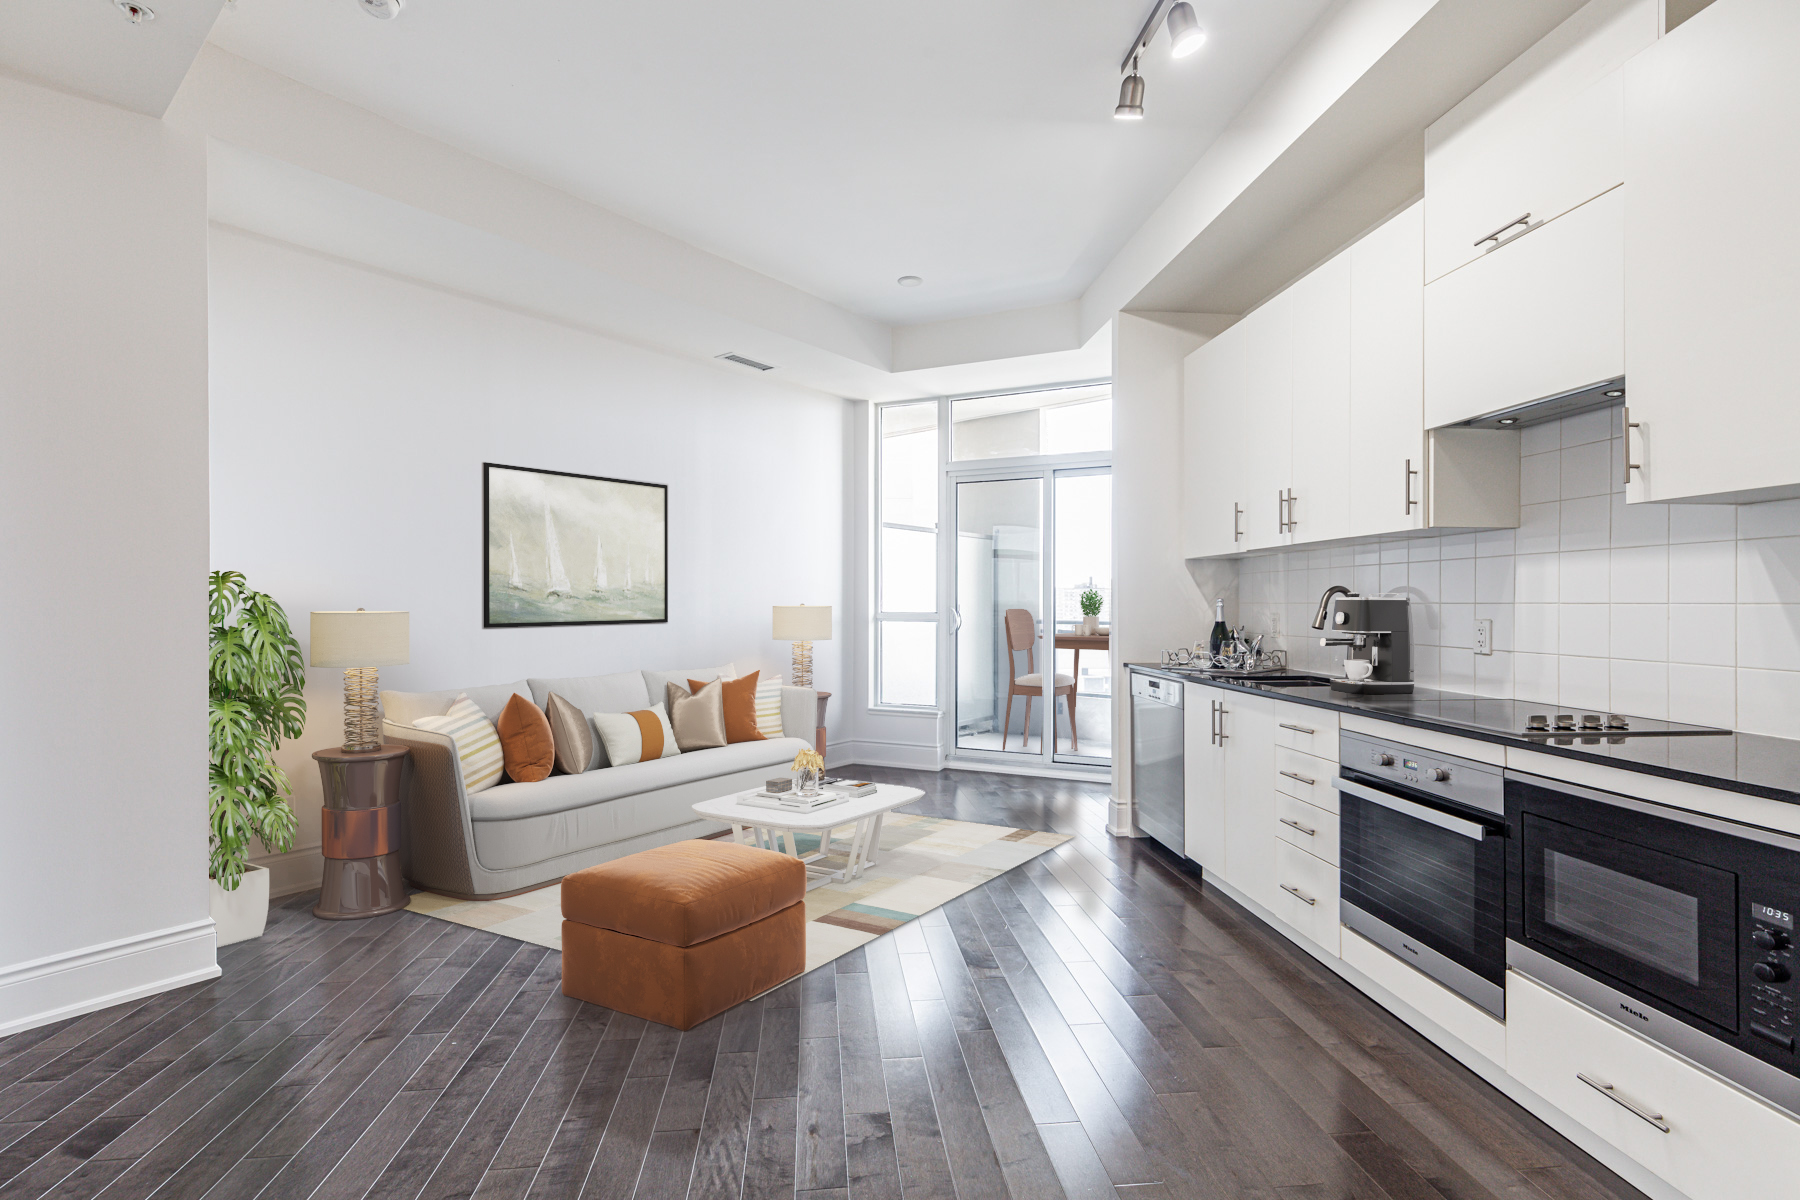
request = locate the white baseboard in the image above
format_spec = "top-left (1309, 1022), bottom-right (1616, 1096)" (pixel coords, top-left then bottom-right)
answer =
top-left (252, 843), bottom-right (325, 898)
top-left (0, 919), bottom-right (221, 1038)
top-left (832, 738), bottom-right (942, 771)
top-left (941, 755), bottom-right (1111, 784)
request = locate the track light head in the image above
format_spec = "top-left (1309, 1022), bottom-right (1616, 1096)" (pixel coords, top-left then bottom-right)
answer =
top-left (1115, 61), bottom-right (1145, 121)
top-left (1166, 2), bottom-right (1206, 57)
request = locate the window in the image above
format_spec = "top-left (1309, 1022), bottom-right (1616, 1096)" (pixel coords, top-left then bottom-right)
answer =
top-left (951, 384), bottom-right (1111, 460)
top-left (875, 402), bottom-right (938, 707)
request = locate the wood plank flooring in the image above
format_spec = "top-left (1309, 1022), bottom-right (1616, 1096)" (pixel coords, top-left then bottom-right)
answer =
top-left (0, 765), bottom-right (1648, 1200)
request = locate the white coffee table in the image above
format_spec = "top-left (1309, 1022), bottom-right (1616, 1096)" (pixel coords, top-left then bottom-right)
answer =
top-left (692, 784), bottom-right (925, 890)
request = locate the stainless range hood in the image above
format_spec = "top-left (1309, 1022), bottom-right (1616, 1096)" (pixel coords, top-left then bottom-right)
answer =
top-left (1452, 376), bottom-right (1625, 430)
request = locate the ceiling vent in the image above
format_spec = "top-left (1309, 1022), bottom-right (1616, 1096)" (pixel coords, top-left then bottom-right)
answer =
top-left (716, 353), bottom-right (775, 372)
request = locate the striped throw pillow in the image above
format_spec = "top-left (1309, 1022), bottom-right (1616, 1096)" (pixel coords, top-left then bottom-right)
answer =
top-left (754, 675), bottom-right (784, 739)
top-left (414, 694), bottom-right (505, 793)
top-left (592, 703), bottom-right (681, 767)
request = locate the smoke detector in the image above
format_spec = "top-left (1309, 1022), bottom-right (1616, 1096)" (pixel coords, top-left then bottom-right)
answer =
top-left (114, 1), bottom-right (155, 22)
top-left (358, 0), bottom-right (404, 18)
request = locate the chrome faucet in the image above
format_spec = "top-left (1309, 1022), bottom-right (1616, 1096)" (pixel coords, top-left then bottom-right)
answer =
top-left (1312, 584), bottom-right (1353, 631)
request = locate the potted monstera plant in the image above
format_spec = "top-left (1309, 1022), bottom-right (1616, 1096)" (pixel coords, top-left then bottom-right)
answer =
top-left (208, 570), bottom-right (305, 945)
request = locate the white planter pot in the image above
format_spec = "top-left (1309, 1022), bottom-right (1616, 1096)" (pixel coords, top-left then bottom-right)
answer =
top-left (210, 863), bottom-right (270, 947)
top-left (1082, 615), bottom-right (1100, 635)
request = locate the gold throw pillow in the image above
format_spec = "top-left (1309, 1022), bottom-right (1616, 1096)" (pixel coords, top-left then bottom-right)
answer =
top-left (664, 680), bottom-right (727, 752)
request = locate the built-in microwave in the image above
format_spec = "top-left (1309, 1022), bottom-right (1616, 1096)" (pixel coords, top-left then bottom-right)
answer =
top-left (1506, 771), bottom-right (1800, 1117)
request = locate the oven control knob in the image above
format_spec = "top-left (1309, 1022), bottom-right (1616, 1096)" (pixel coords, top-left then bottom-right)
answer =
top-left (1754, 961), bottom-right (1792, 983)
top-left (1754, 928), bottom-right (1791, 951)
top-left (1428, 768), bottom-right (1451, 782)
top-left (1376, 754), bottom-right (1395, 767)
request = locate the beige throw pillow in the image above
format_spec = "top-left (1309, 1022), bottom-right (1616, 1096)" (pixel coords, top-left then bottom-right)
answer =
top-left (664, 680), bottom-right (727, 752)
top-left (544, 692), bottom-right (596, 774)
top-left (592, 704), bottom-right (681, 766)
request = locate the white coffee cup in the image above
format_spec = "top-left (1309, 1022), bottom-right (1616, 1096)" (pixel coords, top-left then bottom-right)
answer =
top-left (1343, 659), bottom-right (1375, 681)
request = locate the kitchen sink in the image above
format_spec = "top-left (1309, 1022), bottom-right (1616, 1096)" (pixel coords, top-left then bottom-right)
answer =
top-left (1178, 669), bottom-right (1333, 687)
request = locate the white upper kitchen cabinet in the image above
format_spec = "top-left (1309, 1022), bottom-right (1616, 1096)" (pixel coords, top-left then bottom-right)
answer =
top-left (1286, 254), bottom-right (1353, 545)
top-left (1424, 185), bottom-right (1625, 429)
top-left (1349, 202), bottom-right (1426, 535)
top-left (1624, 0), bottom-right (1800, 504)
top-left (1240, 288), bottom-right (1296, 551)
top-left (1181, 325), bottom-right (1247, 557)
top-left (1423, 0), bottom-right (1656, 285)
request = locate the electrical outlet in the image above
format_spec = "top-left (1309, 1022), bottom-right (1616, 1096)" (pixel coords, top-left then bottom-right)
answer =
top-left (1475, 617), bottom-right (1493, 656)
top-left (1266, 609), bottom-right (1282, 637)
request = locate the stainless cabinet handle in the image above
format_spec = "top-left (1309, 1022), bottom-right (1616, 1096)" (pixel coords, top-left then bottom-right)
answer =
top-left (1216, 702), bottom-right (1229, 743)
top-left (1576, 1074), bottom-right (1669, 1133)
top-left (1279, 817), bottom-right (1317, 837)
top-left (1475, 212), bottom-right (1531, 247)
top-left (1404, 458), bottom-right (1419, 515)
top-left (1622, 406), bottom-right (1641, 485)
top-left (1280, 883), bottom-right (1317, 906)
top-left (1278, 723), bottom-right (1316, 735)
top-left (1279, 770), bottom-right (1317, 787)
top-left (1276, 489), bottom-right (1287, 534)
top-left (1284, 488), bottom-right (1297, 532)
top-left (1233, 502), bottom-right (1243, 543)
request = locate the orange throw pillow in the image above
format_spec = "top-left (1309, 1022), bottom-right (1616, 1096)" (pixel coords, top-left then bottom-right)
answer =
top-left (496, 693), bottom-right (555, 783)
top-left (691, 670), bottom-right (766, 744)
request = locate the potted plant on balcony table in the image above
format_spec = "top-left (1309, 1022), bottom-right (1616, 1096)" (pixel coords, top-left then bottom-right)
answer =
top-left (1080, 587), bottom-right (1104, 636)
top-left (208, 570), bottom-right (305, 945)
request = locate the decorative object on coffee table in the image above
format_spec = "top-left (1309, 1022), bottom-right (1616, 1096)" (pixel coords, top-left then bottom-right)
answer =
top-left (771, 603), bottom-right (831, 689)
top-left (312, 744), bottom-right (409, 919)
top-left (309, 608), bottom-right (409, 751)
top-left (792, 746), bottom-right (824, 796)
top-left (484, 462), bottom-right (667, 627)
top-left (208, 570), bottom-right (306, 943)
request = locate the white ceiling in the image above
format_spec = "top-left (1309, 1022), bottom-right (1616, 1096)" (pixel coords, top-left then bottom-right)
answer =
top-left (0, 0), bottom-right (226, 116)
top-left (206, 0), bottom-right (1332, 326)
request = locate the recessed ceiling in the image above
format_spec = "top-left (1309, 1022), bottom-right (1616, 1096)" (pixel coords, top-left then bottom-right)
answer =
top-left (207, 0), bottom-right (1332, 326)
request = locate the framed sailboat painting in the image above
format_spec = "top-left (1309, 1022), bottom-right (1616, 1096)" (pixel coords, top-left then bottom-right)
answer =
top-left (483, 463), bottom-right (668, 627)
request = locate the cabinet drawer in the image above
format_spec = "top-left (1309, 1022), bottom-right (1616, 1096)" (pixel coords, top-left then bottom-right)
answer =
top-left (1507, 974), bottom-right (1799, 1200)
top-left (1271, 840), bottom-right (1339, 955)
top-left (1274, 791), bottom-right (1338, 866)
top-left (1273, 706), bottom-right (1338, 759)
top-left (1274, 746), bottom-right (1336, 812)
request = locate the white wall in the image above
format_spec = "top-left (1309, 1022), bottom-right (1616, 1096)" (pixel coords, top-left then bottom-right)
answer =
top-left (1110, 315), bottom-right (1213, 827)
top-left (0, 76), bottom-right (214, 1034)
top-left (1241, 406), bottom-right (1800, 737)
top-left (208, 228), bottom-right (848, 894)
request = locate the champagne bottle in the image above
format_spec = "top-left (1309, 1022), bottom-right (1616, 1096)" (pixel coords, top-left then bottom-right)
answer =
top-left (1208, 599), bottom-right (1228, 659)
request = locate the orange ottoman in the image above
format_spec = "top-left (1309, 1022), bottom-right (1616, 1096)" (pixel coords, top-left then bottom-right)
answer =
top-left (560, 839), bottom-right (806, 1030)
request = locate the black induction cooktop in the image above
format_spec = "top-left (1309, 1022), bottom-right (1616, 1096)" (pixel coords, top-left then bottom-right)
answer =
top-left (1361, 694), bottom-right (1732, 742)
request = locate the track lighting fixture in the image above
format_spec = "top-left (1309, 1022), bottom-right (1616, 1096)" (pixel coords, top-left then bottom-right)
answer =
top-left (1115, 58), bottom-right (1146, 121)
top-left (114, 0), bottom-right (155, 22)
top-left (1166, 2), bottom-right (1207, 57)
top-left (1114, 0), bottom-right (1209, 119)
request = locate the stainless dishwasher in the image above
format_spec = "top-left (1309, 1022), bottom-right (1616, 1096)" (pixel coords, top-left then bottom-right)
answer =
top-left (1130, 671), bottom-right (1184, 855)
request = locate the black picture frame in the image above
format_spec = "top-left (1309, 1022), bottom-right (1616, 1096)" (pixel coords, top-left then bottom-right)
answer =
top-left (482, 462), bottom-right (669, 628)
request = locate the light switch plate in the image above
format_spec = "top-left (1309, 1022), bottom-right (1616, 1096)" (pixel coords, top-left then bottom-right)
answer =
top-left (1475, 617), bottom-right (1493, 656)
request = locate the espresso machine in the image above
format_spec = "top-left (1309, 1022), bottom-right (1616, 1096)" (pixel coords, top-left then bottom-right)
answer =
top-left (1312, 586), bottom-right (1413, 694)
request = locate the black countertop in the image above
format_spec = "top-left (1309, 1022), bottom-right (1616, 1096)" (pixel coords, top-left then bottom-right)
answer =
top-left (1127, 663), bottom-right (1800, 806)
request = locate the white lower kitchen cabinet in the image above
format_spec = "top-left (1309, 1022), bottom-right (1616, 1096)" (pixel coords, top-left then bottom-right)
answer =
top-left (1272, 702), bottom-right (1338, 760)
top-left (1274, 790), bottom-right (1338, 866)
top-left (1624, 0), bottom-right (1800, 504)
top-left (1219, 693), bottom-right (1276, 909)
top-left (1270, 840), bottom-right (1338, 954)
top-left (1507, 973), bottom-right (1799, 1199)
top-left (1183, 683), bottom-right (1227, 875)
top-left (1425, 185), bottom-right (1625, 429)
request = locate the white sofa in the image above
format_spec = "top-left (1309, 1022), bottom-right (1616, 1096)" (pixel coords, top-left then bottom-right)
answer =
top-left (380, 665), bottom-right (816, 898)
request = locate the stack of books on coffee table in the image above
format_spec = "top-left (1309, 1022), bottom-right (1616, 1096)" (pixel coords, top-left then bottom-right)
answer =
top-left (740, 789), bottom-right (847, 812)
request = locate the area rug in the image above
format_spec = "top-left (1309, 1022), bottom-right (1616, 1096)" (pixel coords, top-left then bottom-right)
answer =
top-left (406, 813), bottom-right (1069, 973)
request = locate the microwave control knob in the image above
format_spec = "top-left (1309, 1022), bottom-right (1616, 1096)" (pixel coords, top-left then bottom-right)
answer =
top-left (1754, 961), bottom-right (1792, 984)
top-left (1754, 928), bottom-right (1791, 951)
top-left (1428, 768), bottom-right (1451, 782)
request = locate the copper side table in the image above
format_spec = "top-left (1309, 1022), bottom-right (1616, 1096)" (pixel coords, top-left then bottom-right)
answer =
top-left (312, 744), bottom-right (409, 919)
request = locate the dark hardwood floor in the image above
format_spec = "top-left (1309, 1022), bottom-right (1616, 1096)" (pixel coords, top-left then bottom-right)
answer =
top-left (0, 766), bottom-right (1647, 1200)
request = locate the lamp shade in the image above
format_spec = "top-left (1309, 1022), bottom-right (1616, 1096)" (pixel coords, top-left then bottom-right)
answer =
top-left (771, 605), bottom-right (832, 641)
top-left (310, 610), bottom-right (409, 668)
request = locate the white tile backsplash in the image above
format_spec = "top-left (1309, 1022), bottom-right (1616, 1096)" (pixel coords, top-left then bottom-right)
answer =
top-left (1231, 408), bottom-right (1800, 731)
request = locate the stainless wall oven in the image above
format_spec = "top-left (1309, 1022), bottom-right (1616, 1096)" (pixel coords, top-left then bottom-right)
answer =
top-left (1506, 771), bottom-right (1800, 1117)
top-left (1336, 731), bottom-right (1509, 1018)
